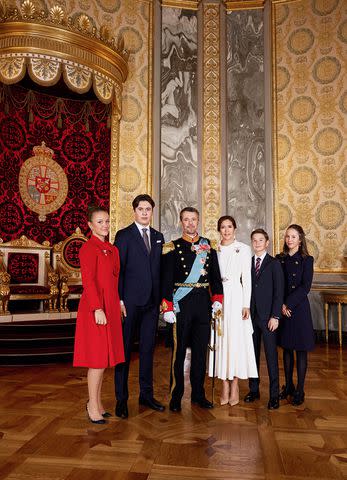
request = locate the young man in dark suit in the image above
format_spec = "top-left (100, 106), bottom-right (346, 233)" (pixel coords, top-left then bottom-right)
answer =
top-left (244, 228), bottom-right (284, 410)
top-left (114, 194), bottom-right (165, 418)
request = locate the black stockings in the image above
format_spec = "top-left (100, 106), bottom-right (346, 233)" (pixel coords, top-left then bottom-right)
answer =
top-left (283, 349), bottom-right (308, 393)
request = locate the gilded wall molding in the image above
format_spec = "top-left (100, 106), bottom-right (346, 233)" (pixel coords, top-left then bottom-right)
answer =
top-left (224, 0), bottom-right (264, 11)
top-left (271, 0), bottom-right (279, 255)
top-left (202, 3), bottom-right (221, 240)
top-left (147, 0), bottom-right (154, 195)
top-left (161, 1), bottom-right (201, 9)
top-left (109, 97), bottom-right (121, 241)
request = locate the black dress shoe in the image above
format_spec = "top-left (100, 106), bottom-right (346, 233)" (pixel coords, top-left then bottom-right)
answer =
top-left (169, 398), bottom-right (182, 412)
top-left (139, 396), bottom-right (165, 412)
top-left (191, 397), bottom-right (213, 409)
top-left (244, 391), bottom-right (260, 403)
top-left (279, 384), bottom-right (295, 400)
top-left (115, 400), bottom-right (128, 419)
top-left (267, 397), bottom-right (280, 410)
top-left (292, 391), bottom-right (305, 406)
top-left (86, 403), bottom-right (106, 424)
top-left (102, 411), bottom-right (112, 418)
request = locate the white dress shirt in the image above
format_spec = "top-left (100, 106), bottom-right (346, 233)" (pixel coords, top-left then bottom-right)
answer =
top-left (254, 251), bottom-right (267, 268)
top-left (135, 221), bottom-right (151, 248)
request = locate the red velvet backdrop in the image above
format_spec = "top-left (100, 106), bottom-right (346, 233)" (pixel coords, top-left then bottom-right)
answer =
top-left (0, 83), bottom-right (111, 245)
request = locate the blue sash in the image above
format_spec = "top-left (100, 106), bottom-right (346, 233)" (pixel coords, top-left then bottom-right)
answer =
top-left (173, 238), bottom-right (209, 313)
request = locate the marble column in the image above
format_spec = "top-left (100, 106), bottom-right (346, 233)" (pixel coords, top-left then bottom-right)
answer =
top-left (226, 7), bottom-right (265, 242)
top-left (160, 6), bottom-right (198, 241)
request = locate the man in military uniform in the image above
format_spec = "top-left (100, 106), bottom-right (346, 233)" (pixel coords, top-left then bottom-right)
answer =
top-left (161, 207), bottom-right (223, 412)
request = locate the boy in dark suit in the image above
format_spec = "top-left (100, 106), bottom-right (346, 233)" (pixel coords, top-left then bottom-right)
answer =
top-left (114, 194), bottom-right (165, 418)
top-left (244, 229), bottom-right (284, 410)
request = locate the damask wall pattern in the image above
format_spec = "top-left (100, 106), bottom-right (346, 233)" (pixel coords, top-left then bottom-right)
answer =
top-left (274, 0), bottom-right (347, 272)
top-left (16, 0), bottom-right (152, 231)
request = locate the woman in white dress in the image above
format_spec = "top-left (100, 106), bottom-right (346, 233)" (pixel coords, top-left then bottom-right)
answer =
top-left (208, 216), bottom-right (258, 406)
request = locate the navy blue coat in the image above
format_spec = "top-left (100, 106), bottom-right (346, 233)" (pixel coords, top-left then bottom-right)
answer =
top-left (276, 252), bottom-right (315, 351)
top-left (114, 223), bottom-right (164, 307)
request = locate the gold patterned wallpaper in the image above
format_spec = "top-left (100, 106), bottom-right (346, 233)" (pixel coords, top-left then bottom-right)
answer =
top-left (273, 0), bottom-right (347, 272)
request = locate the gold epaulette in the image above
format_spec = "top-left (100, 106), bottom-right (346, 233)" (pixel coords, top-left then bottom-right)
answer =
top-left (162, 241), bottom-right (175, 255)
top-left (210, 240), bottom-right (219, 251)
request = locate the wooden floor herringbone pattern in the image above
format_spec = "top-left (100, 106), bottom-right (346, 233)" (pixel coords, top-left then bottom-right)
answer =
top-left (0, 343), bottom-right (346, 479)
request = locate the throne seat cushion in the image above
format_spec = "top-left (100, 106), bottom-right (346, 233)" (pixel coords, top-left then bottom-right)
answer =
top-left (10, 285), bottom-right (50, 295)
top-left (68, 285), bottom-right (83, 294)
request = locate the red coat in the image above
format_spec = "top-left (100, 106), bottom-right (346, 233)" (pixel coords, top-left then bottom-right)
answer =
top-left (73, 235), bottom-right (124, 368)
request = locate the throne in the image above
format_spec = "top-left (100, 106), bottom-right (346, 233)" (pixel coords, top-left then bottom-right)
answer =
top-left (53, 228), bottom-right (88, 312)
top-left (0, 236), bottom-right (59, 314)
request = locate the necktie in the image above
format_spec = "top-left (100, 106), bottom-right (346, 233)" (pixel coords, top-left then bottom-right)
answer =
top-left (255, 257), bottom-right (261, 276)
top-left (142, 228), bottom-right (151, 253)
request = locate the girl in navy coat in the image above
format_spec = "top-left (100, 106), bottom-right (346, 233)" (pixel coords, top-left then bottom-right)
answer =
top-left (276, 224), bottom-right (314, 406)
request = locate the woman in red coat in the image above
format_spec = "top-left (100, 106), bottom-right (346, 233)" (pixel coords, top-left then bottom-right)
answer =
top-left (73, 205), bottom-right (124, 424)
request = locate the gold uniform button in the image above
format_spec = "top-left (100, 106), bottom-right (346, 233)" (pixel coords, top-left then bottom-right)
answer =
top-left (292, 285), bottom-right (295, 289)
top-left (295, 261), bottom-right (298, 264)
top-left (293, 273), bottom-right (296, 276)
top-left (181, 257), bottom-right (184, 261)
top-left (185, 272), bottom-right (189, 275)
top-left (183, 265), bottom-right (186, 268)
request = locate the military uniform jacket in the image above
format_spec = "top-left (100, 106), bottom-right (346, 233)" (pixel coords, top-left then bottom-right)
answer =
top-left (276, 252), bottom-right (315, 351)
top-left (161, 236), bottom-right (223, 312)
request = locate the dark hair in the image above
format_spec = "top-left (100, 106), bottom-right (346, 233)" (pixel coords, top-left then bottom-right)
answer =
top-left (180, 207), bottom-right (199, 221)
top-left (217, 215), bottom-right (237, 231)
top-left (132, 194), bottom-right (155, 210)
top-left (282, 224), bottom-right (310, 257)
top-left (251, 228), bottom-right (269, 242)
top-left (87, 205), bottom-right (108, 222)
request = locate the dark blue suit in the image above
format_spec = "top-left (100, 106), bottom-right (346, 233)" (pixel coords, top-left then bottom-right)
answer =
top-left (114, 223), bottom-right (164, 401)
top-left (249, 253), bottom-right (284, 399)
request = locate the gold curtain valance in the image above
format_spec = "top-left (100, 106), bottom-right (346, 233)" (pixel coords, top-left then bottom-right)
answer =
top-left (0, 19), bottom-right (128, 104)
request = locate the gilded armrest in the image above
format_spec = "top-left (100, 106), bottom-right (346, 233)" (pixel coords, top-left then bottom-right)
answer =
top-left (55, 255), bottom-right (70, 312)
top-left (0, 251), bottom-right (10, 315)
top-left (45, 252), bottom-right (59, 312)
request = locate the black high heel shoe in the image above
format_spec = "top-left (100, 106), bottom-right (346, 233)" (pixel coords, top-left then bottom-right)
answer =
top-left (292, 390), bottom-right (305, 406)
top-left (86, 403), bottom-right (106, 424)
top-left (102, 411), bottom-right (112, 418)
top-left (279, 384), bottom-right (295, 400)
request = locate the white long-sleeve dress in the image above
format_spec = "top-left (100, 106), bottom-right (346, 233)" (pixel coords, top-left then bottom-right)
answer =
top-left (208, 241), bottom-right (258, 380)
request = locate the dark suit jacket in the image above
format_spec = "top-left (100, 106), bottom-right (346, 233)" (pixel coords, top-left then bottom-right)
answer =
top-left (250, 253), bottom-right (284, 323)
top-left (114, 223), bottom-right (164, 307)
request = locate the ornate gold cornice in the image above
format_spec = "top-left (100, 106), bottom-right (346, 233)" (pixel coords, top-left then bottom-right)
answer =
top-left (0, 1), bottom-right (128, 57)
top-left (161, 0), bottom-right (201, 9)
top-left (224, 0), bottom-right (264, 11)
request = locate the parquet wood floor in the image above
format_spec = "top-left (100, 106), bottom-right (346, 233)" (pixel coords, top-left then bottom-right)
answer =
top-left (0, 343), bottom-right (346, 480)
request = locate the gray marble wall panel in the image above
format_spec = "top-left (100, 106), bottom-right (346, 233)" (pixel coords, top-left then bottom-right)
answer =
top-left (160, 8), bottom-right (198, 241)
top-left (226, 10), bottom-right (265, 243)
